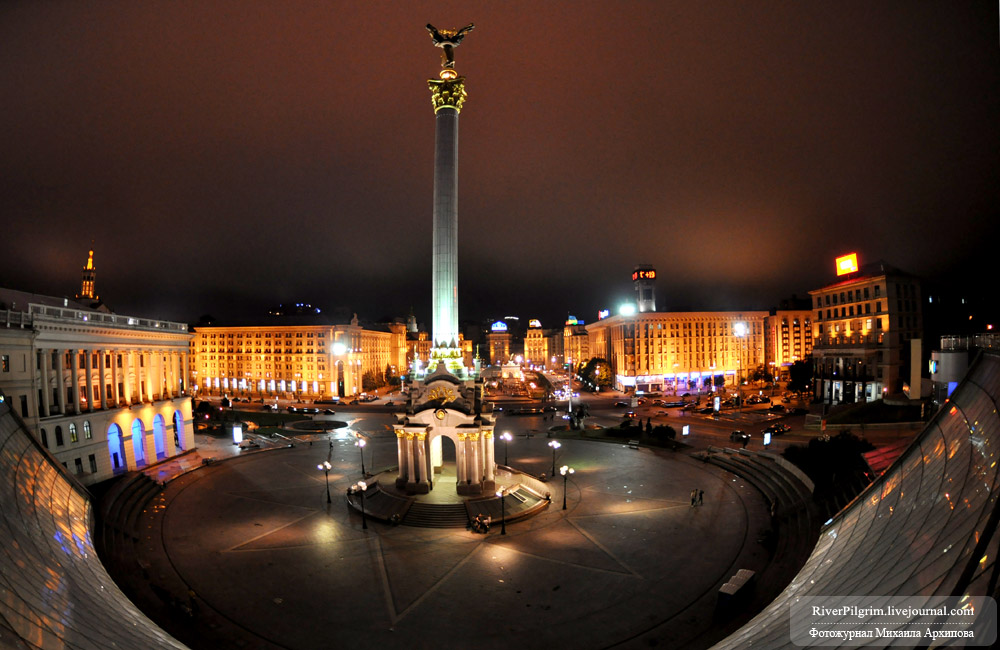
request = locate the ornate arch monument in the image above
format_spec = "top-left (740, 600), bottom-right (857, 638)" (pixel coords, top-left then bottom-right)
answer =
top-left (392, 23), bottom-right (496, 496)
top-left (394, 364), bottom-right (496, 495)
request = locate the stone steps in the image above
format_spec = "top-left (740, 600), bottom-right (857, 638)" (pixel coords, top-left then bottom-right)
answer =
top-left (402, 502), bottom-right (470, 528)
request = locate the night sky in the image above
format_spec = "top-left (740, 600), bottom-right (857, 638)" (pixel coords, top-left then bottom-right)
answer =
top-left (2, 2), bottom-right (998, 329)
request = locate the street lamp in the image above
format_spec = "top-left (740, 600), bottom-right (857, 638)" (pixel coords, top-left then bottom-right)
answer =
top-left (356, 436), bottom-right (367, 476)
top-left (734, 322), bottom-right (747, 416)
top-left (548, 440), bottom-right (561, 477)
top-left (351, 480), bottom-right (368, 529)
top-left (318, 460), bottom-right (332, 504)
top-left (559, 465), bottom-right (575, 510)
top-left (500, 431), bottom-right (512, 466)
top-left (495, 487), bottom-right (507, 535)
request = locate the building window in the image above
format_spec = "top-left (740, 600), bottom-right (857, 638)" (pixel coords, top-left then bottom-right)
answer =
top-left (55, 426), bottom-right (64, 446)
top-left (40, 428), bottom-right (48, 448)
top-left (69, 423), bottom-right (78, 443)
top-left (74, 458), bottom-right (83, 474)
top-left (1, 355), bottom-right (8, 372)
top-left (84, 420), bottom-right (92, 439)
top-left (88, 454), bottom-right (97, 474)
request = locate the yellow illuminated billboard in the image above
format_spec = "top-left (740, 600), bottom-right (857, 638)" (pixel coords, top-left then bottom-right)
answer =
top-left (836, 253), bottom-right (859, 276)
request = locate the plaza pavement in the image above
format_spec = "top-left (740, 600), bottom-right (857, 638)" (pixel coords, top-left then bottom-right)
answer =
top-left (116, 422), bottom-right (816, 650)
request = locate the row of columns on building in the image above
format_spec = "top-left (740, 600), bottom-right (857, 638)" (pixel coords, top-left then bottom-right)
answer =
top-left (395, 429), bottom-right (495, 488)
top-left (38, 348), bottom-right (188, 417)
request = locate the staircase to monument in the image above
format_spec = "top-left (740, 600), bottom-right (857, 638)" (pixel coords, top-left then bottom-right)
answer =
top-left (402, 501), bottom-right (470, 528)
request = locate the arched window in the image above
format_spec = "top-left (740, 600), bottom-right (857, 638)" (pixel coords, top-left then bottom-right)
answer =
top-left (69, 423), bottom-right (78, 443)
top-left (40, 428), bottom-right (48, 448)
top-left (83, 420), bottom-right (92, 439)
top-left (173, 410), bottom-right (184, 450)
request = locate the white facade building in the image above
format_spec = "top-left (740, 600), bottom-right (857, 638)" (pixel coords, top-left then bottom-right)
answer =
top-left (0, 290), bottom-right (193, 485)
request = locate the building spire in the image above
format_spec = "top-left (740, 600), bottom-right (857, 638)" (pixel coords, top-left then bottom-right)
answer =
top-left (78, 247), bottom-right (97, 300)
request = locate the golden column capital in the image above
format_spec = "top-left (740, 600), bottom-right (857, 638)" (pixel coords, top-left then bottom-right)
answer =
top-left (428, 76), bottom-right (467, 113)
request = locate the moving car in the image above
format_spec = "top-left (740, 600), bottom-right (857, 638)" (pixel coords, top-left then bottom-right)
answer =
top-left (763, 423), bottom-right (791, 436)
top-left (730, 430), bottom-right (749, 441)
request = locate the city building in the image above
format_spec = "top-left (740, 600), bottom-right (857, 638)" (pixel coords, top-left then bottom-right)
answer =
top-left (586, 310), bottom-right (768, 393)
top-left (563, 316), bottom-right (590, 372)
top-left (809, 258), bottom-right (923, 404)
top-left (190, 314), bottom-right (408, 400)
top-left (764, 297), bottom-right (813, 380)
top-left (633, 265), bottom-right (657, 312)
top-left (487, 320), bottom-right (511, 365)
top-left (0, 287), bottom-right (193, 485)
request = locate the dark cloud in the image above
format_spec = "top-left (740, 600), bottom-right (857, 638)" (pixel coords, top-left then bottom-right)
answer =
top-left (2, 1), bottom-right (997, 328)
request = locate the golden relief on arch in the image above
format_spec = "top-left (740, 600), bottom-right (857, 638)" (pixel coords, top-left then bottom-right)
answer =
top-left (428, 386), bottom-right (458, 402)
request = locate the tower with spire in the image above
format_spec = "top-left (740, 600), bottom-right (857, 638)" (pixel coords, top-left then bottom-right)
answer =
top-left (78, 249), bottom-right (98, 301)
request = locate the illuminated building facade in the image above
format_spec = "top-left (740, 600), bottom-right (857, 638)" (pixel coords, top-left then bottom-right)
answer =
top-left (586, 311), bottom-right (768, 393)
top-left (0, 289), bottom-right (193, 485)
top-left (563, 317), bottom-right (590, 371)
top-left (764, 307), bottom-right (813, 379)
top-left (487, 321), bottom-right (511, 365)
top-left (809, 261), bottom-right (923, 404)
top-left (190, 316), bottom-right (407, 399)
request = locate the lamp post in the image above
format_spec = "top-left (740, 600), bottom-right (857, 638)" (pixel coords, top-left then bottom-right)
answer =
top-left (318, 460), bottom-right (332, 504)
top-left (356, 436), bottom-right (367, 476)
top-left (496, 487), bottom-right (507, 535)
top-left (500, 431), bottom-right (512, 466)
top-left (351, 480), bottom-right (368, 529)
top-left (560, 465), bottom-right (575, 510)
top-left (734, 322), bottom-right (747, 416)
top-left (548, 440), bottom-right (561, 477)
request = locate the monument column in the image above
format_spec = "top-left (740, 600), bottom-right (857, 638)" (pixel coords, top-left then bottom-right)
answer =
top-left (426, 41), bottom-right (469, 374)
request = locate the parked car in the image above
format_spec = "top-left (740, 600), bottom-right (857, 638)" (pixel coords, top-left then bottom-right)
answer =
top-left (763, 423), bottom-right (791, 436)
top-left (789, 407), bottom-right (809, 416)
top-left (769, 404), bottom-right (786, 413)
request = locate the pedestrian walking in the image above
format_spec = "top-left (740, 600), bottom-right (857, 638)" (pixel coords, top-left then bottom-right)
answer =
top-left (698, 489), bottom-right (704, 506)
top-left (690, 489), bottom-right (697, 507)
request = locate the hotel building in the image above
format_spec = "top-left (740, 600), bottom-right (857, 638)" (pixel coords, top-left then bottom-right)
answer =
top-left (765, 300), bottom-right (814, 380)
top-left (190, 314), bottom-right (408, 399)
top-left (809, 261), bottom-right (922, 404)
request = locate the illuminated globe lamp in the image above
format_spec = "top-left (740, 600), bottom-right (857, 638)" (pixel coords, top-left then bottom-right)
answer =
top-left (560, 465), bottom-right (575, 510)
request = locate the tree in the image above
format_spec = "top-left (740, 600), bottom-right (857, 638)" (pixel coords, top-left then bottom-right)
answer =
top-left (787, 360), bottom-right (813, 394)
top-left (749, 365), bottom-right (773, 384)
top-left (384, 364), bottom-right (401, 387)
top-left (362, 370), bottom-right (386, 392)
top-left (579, 358), bottom-right (612, 390)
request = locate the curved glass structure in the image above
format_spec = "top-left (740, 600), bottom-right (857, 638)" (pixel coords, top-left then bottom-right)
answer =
top-left (715, 352), bottom-right (1000, 648)
top-left (0, 394), bottom-right (187, 649)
